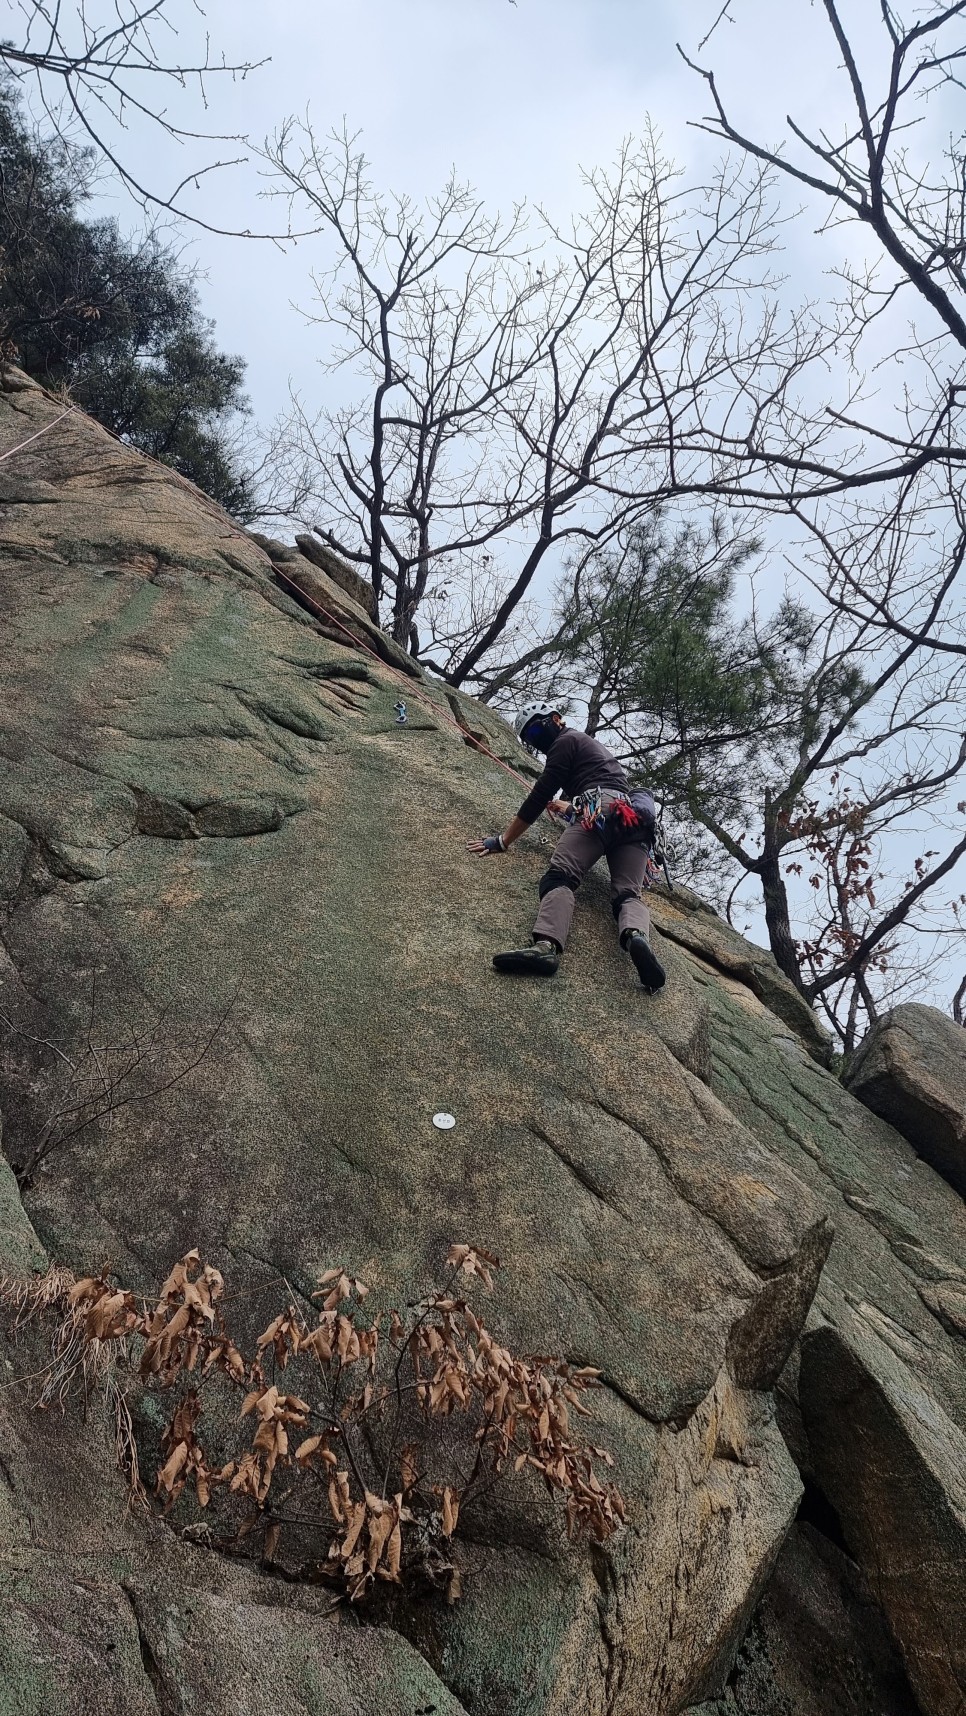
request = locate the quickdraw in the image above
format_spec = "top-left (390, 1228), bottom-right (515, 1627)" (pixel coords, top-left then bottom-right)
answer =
top-left (568, 787), bottom-right (607, 832)
top-left (644, 851), bottom-right (663, 889)
top-left (568, 787), bottom-right (644, 835)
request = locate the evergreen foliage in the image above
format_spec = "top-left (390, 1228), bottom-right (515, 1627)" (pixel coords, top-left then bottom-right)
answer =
top-left (537, 517), bottom-right (865, 831)
top-left (0, 83), bottom-right (253, 517)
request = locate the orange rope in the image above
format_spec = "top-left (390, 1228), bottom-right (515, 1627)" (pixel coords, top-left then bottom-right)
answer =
top-left (272, 566), bottom-right (531, 789)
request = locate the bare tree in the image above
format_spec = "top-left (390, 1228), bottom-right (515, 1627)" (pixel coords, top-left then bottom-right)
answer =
top-left (640, 0), bottom-right (966, 1041)
top-left (258, 125), bottom-right (545, 649)
top-left (443, 141), bottom-right (790, 688)
top-left (259, 128), bottom-right (828, 663)
top-left (679, 0), bottom-right (966, 646)
top-left (1, 0), bottom-right (270, 229)
top-left (783, 781), bottom-right (966, 1048)
top-left (683, 599), bottom-right (966, 1047)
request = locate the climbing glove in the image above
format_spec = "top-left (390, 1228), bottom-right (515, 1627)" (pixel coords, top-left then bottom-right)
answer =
top-left (480, 835), bottom-right (507, 855)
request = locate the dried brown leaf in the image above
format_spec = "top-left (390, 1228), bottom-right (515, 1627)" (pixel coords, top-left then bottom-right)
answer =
top-left (157, 1440), bottom-right (188, 1493)
top-left (441, 1485), bottom-right (459, 1538)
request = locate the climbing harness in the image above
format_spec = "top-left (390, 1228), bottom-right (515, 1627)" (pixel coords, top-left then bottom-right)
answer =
top-left (563, 786), bottom-right (665, 890)
top-left (566, 787), bottom-right (655, 840)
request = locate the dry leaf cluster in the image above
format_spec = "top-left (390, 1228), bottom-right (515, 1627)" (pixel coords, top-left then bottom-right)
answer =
top-left (3, 1241), bottom-right (625, 1602)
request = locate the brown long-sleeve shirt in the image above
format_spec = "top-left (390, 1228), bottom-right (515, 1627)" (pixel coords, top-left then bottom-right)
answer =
top-left (517, 729), bottom-right (629, 826)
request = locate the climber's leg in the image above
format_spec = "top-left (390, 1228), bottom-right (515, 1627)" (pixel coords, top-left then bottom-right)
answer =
top-left (607, 843), bottom-right (666, 992)
top-left (493, 825), bottom-right (602, 977)
top-left (607, 842), bottom-right (651, 941)
top-left (532, 824), bottom-right (604, 950)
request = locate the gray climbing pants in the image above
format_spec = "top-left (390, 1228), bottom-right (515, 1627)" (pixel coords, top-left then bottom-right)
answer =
top-left (532, 820), bottom-right (651, 951)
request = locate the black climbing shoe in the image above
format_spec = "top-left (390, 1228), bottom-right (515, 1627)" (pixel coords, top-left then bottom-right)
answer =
top-left (626, 932), bottom-right (666, 993)
top-left (493, 938), bottom-right (560, 977)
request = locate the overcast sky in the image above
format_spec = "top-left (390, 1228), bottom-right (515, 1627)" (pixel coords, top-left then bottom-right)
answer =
top-left (75, 0), bottom-right (897, 426)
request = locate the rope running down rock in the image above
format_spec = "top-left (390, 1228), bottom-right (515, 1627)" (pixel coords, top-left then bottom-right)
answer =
top-left (271, 565), bottom-right (531, 788)
top-left (0, 392), bottom-right (530, 790)
top-left (0, 404), bottom-right (76, 463)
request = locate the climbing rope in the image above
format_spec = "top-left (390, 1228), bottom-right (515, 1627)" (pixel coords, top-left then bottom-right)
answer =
top-left (0, 404), bottom-right (76, 464)
top-left (271, 565), bottom-right (532, 788)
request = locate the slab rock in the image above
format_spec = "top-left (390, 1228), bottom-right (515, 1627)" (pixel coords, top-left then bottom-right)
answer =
top-left (844, 1002), bottom-right (966, 1197)
top-left (294, 529), bottom-right (380, 619)
top-left (0, 372), bottom-right (821, 1714)
top-left (0, 370), bottom-right (962, 1715)
top-left (648, 886), bottom-right (832, 1066)
top-left (0, 1198), bottom-right (466, 1716)
top-left (0, 1551), bottom-right (467, 1716)
top-left (249, 528), bottom-right (421, 675)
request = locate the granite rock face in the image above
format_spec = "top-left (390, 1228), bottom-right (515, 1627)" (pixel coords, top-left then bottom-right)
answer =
top-left (844, 1002), bottom-right (966, 1197)
top-left (0, 1282), bottom-right (467, 1716)
top-left (0, 370), bottom-right (964, 1715)
top-left (294, 530), bottom-right (380, 619)
top-left (665, 894), bottom-right (966, 1716)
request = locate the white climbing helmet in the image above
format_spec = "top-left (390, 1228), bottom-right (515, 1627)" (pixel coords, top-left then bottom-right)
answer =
top-left (513, 701), bottom-right (560, 741)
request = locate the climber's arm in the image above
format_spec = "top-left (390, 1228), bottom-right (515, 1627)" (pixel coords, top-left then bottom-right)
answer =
top-left (499, 813), bottom-right (530, 850)
top-left (467, 736), bottom-right (574, 855)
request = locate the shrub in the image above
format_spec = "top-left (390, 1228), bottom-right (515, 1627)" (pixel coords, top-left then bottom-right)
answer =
top-left (2, 1242), bottom-right (625, 1602)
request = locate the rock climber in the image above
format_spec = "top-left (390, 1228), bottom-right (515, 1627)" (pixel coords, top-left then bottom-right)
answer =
top-left (467, 702), bottom-right (667, 991)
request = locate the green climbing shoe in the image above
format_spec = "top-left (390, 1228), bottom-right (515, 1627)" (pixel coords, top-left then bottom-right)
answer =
top-left (627, 932), bottom-right (666, 993)
top-left (492, 939), bottom-right (560, 977)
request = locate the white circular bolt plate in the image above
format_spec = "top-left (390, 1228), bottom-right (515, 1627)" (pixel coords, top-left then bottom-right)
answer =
top-left (432, 1112), bottom-right (456, 1131)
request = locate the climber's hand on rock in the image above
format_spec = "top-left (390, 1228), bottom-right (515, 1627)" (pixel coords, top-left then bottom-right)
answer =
top-left (468, 835), bottom-right (506, 856)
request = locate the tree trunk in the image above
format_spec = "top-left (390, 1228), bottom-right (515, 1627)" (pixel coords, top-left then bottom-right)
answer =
top-left (759, 848), bottom-right (804, 991)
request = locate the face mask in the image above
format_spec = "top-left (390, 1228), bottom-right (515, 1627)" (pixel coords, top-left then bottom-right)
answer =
top-left (524, 718), bottom-right (560, 754)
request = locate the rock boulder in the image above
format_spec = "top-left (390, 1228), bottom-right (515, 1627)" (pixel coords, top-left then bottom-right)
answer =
top-left (845, 1002), bottom-right (966, 1197)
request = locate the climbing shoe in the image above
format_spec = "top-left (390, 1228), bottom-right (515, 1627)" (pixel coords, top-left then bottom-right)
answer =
top-left (492, 938), bottom-right (560, 977)
top-left (626, 932), bottom-right (666, 993)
